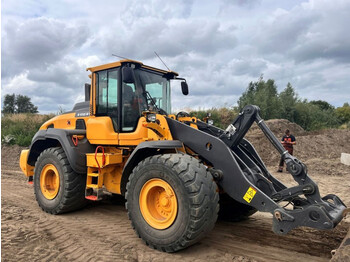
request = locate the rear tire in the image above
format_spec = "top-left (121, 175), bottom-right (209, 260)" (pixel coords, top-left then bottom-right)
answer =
top-left (125, 154), bottom-right (219, 252)
top-left (34, 147), bottom-right (87, 214)
top-left (219, 193), bottom-right (257, 222)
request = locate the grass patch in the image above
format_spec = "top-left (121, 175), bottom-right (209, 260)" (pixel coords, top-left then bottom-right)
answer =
top-left (1, 114), bottom-right (54, 147)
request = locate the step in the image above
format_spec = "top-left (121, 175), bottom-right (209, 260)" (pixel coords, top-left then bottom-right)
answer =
top-left (86, 167), bottom-right (103, 189)
top-left (87, 172), bottom-right (99, 177)
top-left (86, 183), bottom-right (99, 189)
top-left (85, 195), bottom-right (98, 201)
top-left (85, 188), bottom-right (104, 201)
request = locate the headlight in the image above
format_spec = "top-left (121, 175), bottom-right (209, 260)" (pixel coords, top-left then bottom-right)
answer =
top-left (147, 114), bottom-right (157, 122)
top-left (208, 119), bottom-right (214, 125)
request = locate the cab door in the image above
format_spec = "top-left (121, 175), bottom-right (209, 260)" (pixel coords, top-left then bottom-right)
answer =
top-left (86, 68), bottom-right (120, 144)
top-left (118, 66), bottom-right (148, 145)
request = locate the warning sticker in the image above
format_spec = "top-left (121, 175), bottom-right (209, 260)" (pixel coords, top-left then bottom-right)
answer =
top-left (243, 186), bottom-right (257, 203)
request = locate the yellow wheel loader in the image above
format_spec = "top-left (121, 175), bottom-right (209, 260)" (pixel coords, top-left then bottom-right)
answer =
top-left (19, 59), bottom-right (347, 252)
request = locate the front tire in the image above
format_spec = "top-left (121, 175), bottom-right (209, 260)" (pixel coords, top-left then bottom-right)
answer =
top-left (34, 147), bottom-right (87, 214)
top-left (125, 154), bottom-right (219, 252)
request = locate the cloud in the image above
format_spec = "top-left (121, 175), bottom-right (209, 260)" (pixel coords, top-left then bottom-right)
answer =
top-left (1, 56), bottom-right (100, 113)
top-left (2, 17), bottom-right (89, 77)
top-left (168, 56), bottom-right (263, 108)
top-left (1, 0), bottom-right (350, 113)
top-left (254, 0), bottom-right (350, 63)
top-left (96, 18), bottom-right (237, 60)
top-left (121, 0), bottom-right (195, 20)
top-left (227, 58), bottom-right (267, 76)
top-left (220, 0), bottom-right (261, 8)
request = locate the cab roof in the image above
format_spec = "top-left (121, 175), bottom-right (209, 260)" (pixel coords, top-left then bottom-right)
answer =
top-left (86, 59), bottom-right (179, 77)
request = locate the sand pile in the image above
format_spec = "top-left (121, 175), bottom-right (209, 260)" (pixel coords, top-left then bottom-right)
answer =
top-left (246, 119), bottom-right (305, 138)
top-left (245, 119), bottom-right (350, 176)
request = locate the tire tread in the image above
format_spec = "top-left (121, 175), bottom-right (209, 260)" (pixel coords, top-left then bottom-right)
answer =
top-left (34, 147), bottom-right (87, 214)
top-left (126, 153), bottom-right (219, 252)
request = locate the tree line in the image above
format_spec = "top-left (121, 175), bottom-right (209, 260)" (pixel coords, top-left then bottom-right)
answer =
top-left (2, 93), bottom-right (38, 114)
top-left (190, 77), bottom-right (350, 131)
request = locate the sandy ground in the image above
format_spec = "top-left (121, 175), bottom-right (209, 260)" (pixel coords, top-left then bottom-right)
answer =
top-left (2, 126), bottom-right (350, 262)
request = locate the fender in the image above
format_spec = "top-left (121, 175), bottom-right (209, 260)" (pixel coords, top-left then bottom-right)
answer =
top-left (27, 128), bottom-right (95, 174)
top-left (120, 140), bottom-right (183, 195)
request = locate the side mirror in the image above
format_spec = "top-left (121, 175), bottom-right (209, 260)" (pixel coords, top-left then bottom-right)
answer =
top-left (181, 81), bottom-right (189, 95)
top-left (122, 67), bottom-right (135, 83)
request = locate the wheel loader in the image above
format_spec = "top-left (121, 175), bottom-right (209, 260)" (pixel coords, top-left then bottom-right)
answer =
top-left (19, 59), bottom-right (347, 252)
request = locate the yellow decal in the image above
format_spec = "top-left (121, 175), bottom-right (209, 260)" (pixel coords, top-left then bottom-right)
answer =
top-left (243, 186), bottom-right (257, 203)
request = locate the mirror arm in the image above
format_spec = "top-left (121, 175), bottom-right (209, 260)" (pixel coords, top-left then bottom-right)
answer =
top-left (175, 77), bottom-right (186, 82)
top-left (173, 77), bottom-right (189, 95)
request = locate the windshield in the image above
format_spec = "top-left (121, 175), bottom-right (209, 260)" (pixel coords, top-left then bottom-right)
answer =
top-left (134, 68), bottom-right (171, 114)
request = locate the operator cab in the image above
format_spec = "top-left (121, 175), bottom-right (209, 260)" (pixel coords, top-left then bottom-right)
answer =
top-left (86, 60), bottom-right (188, 133)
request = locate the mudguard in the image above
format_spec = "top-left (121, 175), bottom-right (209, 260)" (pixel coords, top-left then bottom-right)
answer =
top-left (120, 140), bottom-right (183, 195)
top-left (27, 128), bottom-right (94, 174)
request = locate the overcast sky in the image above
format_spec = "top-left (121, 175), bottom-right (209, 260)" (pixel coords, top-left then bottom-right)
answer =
top-left (2, 0), bottom-right (350, 113)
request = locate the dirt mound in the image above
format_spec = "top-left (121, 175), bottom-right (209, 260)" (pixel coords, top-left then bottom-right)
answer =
top-left (247, 119), bottom-right (305, 138)
top-left (1, 145), bottom-right (25, 172)
top-left (245, 120), bottom-right (350, 176)
top-left (331, 226), bottom-right (350, 261)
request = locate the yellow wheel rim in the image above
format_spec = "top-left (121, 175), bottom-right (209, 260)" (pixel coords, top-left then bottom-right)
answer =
top-left (40, 164), bottom-right (60, 200)
top-left (139, 178), bottom-right (178, 229)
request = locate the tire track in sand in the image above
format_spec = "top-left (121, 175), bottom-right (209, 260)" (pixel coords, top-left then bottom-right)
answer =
top-left (2, 169), bottom-right (347, 262)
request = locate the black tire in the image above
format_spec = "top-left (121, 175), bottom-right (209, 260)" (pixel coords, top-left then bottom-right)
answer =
top-left (34, 147), bottom-right (87, 214)
top-left (125, 154), bottom-right (219, 252)
top-left (218, 193), bottom-right (257, 222)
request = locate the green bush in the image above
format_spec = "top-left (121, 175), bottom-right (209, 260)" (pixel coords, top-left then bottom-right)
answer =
top-left (1, 114), bottom-right (53, 147)
top-left (189, 107), bottom-right (238, 129)
top-left (335, 103), bottom-right (350, 124)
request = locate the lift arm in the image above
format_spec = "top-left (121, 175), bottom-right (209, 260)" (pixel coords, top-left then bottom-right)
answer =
top-left (167, 105), bottom-right (347, 235)
top-left (224, 105), bottom-right (346, 228)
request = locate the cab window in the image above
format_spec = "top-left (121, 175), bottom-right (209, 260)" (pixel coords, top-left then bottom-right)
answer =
top-left (95, 68), bottom-right (119, 129)
top-left (135, 69), bottom-right (171, 113)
